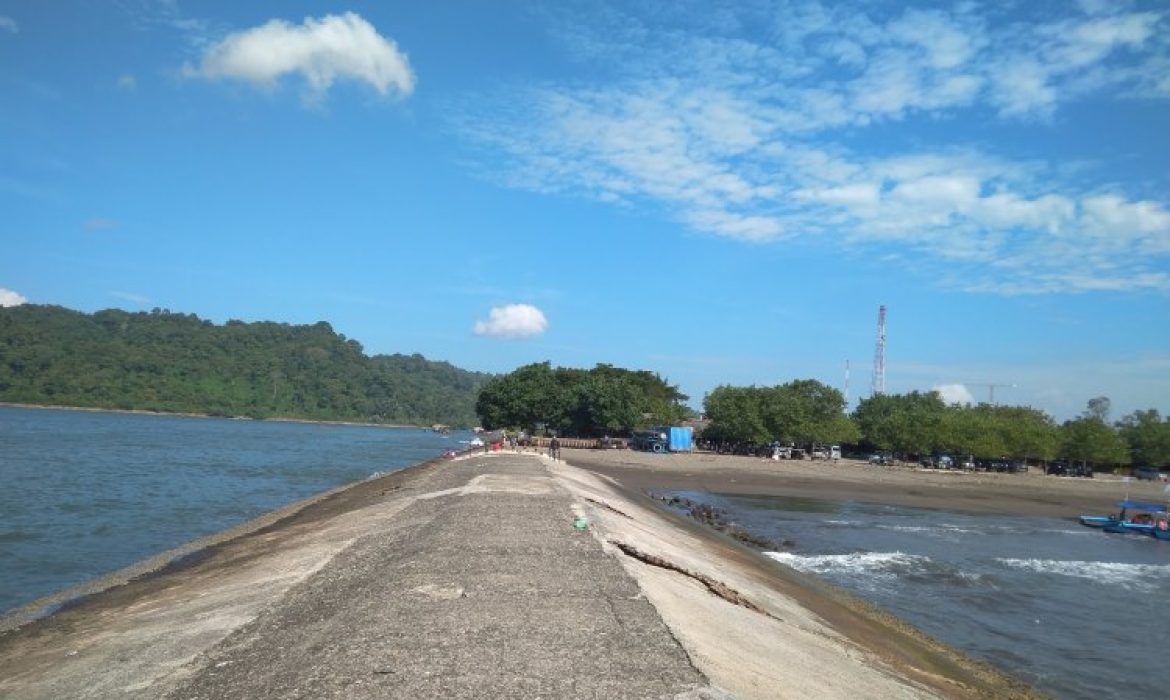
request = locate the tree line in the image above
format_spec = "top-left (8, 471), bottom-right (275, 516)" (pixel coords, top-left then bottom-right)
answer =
top-left (703, 383), bottom-right (1170, 467)
top-left (0, 305), bottom-right (493, 427)
top-left (475, 362), bottom-right (691, 437)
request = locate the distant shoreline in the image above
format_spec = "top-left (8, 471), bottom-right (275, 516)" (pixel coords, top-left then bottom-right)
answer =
top-left (0, 401), bottom-right (436, 431)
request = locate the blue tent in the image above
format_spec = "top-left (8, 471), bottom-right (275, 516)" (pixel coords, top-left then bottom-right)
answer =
top-left (668, 426), bottom-right (693, 452)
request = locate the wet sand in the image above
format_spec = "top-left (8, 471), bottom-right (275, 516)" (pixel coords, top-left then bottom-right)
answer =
top-left (563, 448), bottom-right (1164, 519)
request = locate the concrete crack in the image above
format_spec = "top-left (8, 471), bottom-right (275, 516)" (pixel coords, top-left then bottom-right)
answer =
top-left (609, 540), bottom-right (767, 616)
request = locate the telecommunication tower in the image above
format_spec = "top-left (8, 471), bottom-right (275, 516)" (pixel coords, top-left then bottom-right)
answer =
top-left (872, 305), bottom-right (886, 396)
top-left (843, 359), bottom-right (851, 410)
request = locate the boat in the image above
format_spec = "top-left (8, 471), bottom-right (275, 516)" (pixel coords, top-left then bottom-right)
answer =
top-left (1080, 501), bottom-right (1168, 538)
top-left (1078, 514), bottom-right (1120, 528)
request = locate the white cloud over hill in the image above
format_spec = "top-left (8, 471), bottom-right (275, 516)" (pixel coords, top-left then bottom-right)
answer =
top-left (473, 304), bottom-right (548, 339)
top-left (0, 288), bottom-right (28, 307)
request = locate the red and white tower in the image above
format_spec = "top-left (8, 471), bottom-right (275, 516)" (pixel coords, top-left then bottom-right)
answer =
top-left (872, 305), bottom-right (886, 396)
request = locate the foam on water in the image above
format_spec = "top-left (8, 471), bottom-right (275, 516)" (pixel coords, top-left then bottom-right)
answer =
top-left (997, 558), bottom-right (1170, 591)
top-left (765, 550), bottom-right (931, 582)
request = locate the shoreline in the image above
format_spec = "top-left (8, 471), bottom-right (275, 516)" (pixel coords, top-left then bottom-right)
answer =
top-left (0, 401), bottom-right (439, 431)
top-left (0, 447), bottom-right (1056, 698)
top-left (561, 448), bottom-right (1166, 519)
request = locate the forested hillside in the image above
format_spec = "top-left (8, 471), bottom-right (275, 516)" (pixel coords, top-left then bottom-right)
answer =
top-left (0, 305), bottom-right (493, 427)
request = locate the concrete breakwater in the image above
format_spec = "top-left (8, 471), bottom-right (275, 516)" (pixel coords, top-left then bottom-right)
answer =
top-left (0, 452), bottom-right (1036, 699)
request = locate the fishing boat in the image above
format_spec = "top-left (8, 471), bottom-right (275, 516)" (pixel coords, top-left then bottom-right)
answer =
top-left (1079, 501), bottom-right (1167, 535)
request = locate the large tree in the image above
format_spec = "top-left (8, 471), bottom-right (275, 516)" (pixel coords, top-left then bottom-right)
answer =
top-left (1059, 417), bottom-right (1129, 467)
top-left (939, 404), bottom-right (1057, 460)
top-left (703, 386), bottom-right (770, 443)
top-left (704, 380), bottom-right (857, 446)
top-left (995, 406), bottom-right (1059, 461)
top-left (1116, 409), bottom-right (1170, 467)
top-left (853, 391), bottom-right (947, 456)
top-left (571, 374), bottom-right (644, 436)
top-left (475, 362), bottom-right (688, 436)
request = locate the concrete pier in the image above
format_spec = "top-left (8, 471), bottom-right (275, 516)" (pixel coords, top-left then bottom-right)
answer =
top-left (164, 454), bottom-right (706, 699)
top-left (0, 454), bottom-right (714, 699)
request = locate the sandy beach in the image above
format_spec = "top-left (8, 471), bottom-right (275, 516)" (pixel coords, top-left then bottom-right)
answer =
top-left (2, 447), bottom-right (1146, 698)
top-left (563, 448), bottom-right (1166, 519)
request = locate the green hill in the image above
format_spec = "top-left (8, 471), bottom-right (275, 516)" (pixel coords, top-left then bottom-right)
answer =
top-left (0, 305), bottom-right (492, 427)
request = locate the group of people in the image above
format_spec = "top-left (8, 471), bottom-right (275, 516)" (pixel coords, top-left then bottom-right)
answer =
top-left (483, 430), bottom-right (560, 460)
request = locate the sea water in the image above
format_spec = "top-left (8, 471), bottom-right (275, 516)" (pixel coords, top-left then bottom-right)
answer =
top-left (0, 406), bottom-right (469, 616)
top-left (664, 491), bottom-right (1170, 700)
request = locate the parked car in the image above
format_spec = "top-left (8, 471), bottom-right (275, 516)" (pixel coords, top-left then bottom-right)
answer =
top-left (1134, 466), bottom-right (1162, 481)
top-left (1047, 461), bottom-right (1093, 477)
top-left (1046, 461), bottom-right (1068, 475)
top-left (868, 452), bottom-right (893, 465)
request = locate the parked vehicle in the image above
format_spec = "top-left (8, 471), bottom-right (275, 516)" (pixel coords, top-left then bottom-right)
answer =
top-left (1048, 461), bottom-right (1092, 477)
top-left (868, 452), bottom-right (893, 466)
top-left (1134, 466), bottom-right (1163, 481)
top-left (629, 429), bottom-right (669, 453)
top-left (769, 442), bottom-right (793, 460)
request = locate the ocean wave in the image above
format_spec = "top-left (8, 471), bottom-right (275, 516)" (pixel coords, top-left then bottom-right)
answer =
top-left (996, 558), bottom-right (1170, 591)
top-left (764, 550), bottom-right (930, 579)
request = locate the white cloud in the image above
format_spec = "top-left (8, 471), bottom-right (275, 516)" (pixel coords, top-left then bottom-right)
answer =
top-left (0, 16), bottom-right (17, 33)
top-left (0, 287), bottom-right (28, 307)
top-left (933, 383), bottom-right (975, 405)
top-left (117, 74), bottom-right (137, 91)
top-left (457, 2), bottom-right (1170, 294)
top-left (188, 12), bottom-right (414, 102)
top-left (473, 304), bottom-right (548, 339)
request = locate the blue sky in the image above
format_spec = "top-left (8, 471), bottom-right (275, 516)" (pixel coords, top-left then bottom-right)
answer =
top-left (2, 1), bottom-right (1168, 421)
